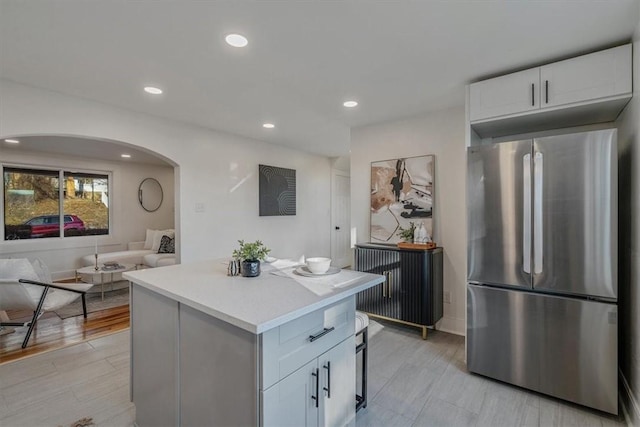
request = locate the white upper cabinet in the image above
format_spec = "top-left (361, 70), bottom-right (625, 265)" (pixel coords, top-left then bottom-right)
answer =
top-left (470, 68), bottom-right (540, 122)
top-left (540, 44), bottom-right (631, 108)
top-left (469, 44), bottom-right (632, 136)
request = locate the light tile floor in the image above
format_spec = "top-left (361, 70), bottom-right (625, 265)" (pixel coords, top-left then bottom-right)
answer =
top-left (357, 321), bottom-right (625, 427)
top-left (0, 321), bottom-right (626, 426)
top-left (0, 332), bottom-right (134, 427)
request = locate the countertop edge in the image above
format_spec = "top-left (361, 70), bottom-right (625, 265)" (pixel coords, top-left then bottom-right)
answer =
top-left (124, 271), bottom-right (384, 335)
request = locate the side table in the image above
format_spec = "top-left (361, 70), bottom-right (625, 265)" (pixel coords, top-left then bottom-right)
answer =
top-left (76, 263), bottom-right (137, 300)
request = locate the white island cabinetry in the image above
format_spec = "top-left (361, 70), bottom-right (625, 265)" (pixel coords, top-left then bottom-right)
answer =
top-left (262, 336), bottom-right (355, 427)
top-left (125, 260), bottom-right (383, 427)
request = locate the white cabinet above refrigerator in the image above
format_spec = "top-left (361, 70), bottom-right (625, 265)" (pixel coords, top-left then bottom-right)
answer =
top-left (469, 44), bottom-right (631, 138)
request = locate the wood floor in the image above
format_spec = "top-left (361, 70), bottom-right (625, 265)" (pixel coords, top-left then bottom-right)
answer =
top-left (0, 305), bottom-right (130, 364)
top-left (0, 318), bottom-right (627, 426)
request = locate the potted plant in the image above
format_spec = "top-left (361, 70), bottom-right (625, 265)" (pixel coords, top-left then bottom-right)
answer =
top-left (396, 222), bottom-right (416, 242)
top-left (232, 239), bottom-right (271, 277)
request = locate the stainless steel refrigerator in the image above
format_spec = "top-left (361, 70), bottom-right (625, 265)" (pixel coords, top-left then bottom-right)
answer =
top-left (467, 129), bottom-right (618, 414)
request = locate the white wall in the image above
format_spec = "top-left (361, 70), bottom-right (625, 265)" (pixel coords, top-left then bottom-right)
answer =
top-left (0, 146), bottom-right (174, 278)
top-left (0, 80), bottom-right (332, 272)
top-left (616, 19), bottom-right (640, 425)
top-left (350, 106), bottom-right (466, 335)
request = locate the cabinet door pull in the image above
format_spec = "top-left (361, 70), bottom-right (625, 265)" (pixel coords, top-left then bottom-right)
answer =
top-left (545, 80), bottom-right (549, 104)
top-left (311, 368), bottom-right (319, 408)
top-left (323, 361), bottom-right (331, 398)
top-left (308, 327), bottom-right (335, 342)
top-left (382, 271), bottom-right (387, 297)
top-left (531, 83), bottom-right (535, 106)
top-left (388, 272), bottom-right (392, 298)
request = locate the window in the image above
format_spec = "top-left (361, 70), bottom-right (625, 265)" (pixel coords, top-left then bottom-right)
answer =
top-left (3, 167), bottom-right (110, 240)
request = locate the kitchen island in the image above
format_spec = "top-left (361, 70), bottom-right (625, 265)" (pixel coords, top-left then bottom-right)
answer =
top-left (124, 260), bottom-right (384, 427)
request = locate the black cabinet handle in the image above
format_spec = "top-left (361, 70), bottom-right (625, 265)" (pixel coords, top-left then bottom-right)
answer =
top-left (335, 226), bottom-right (340, 230)
top-left (323, 361), bottom-right (331, 398)
top-left (531, 83), bottom-right (535, 106)
top-left (545, 80), bottom-right (549, 104)
top-left (311, 368), bottom-right (319, 407)
top-left (308, 327), bottom-right (335, 342)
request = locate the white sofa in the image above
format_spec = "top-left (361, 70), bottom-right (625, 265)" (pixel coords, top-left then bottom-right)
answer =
top-left (80, 241), bottom-right (176, 269)
top-left (80, 229), bottom-right (176, 277)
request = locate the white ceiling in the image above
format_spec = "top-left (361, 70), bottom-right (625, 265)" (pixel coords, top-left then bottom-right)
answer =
top-left (1, 136), bottom-right (171, 166)
top-left (1, 1), bottom-right (638, 158)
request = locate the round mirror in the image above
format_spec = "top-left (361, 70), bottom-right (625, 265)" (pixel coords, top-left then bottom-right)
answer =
top-left (138, 178), bottom-right (163, 212)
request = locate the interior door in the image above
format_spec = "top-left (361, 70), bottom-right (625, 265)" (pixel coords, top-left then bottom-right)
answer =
top-left (532, 129), bottom-right (617, 299)
top-left (467, 140), bottom-right (533, 288)
top-left (331, 172), bottom-right (351, 268)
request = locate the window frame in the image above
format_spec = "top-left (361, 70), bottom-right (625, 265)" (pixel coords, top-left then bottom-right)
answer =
top-left (2, 164), bottom-right (112, 241)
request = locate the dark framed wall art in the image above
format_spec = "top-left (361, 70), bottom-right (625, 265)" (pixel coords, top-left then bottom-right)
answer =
top-left (370, 155), bottom-right (435, 243)
top-left (259, 164), bottom-right (296, 216)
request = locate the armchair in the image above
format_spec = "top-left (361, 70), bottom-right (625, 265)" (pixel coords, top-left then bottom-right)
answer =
top-left (0, 259), bottom-right (93, 348)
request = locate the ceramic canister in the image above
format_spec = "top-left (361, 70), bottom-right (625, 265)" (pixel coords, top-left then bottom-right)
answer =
top-left (227, 259), bottom-right (240, 276)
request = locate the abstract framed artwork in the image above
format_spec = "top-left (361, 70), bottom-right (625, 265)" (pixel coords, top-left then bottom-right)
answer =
top-left (370, 155), bottom-right (435, 243)
top-left (259, 164), bottom-right (296, 216)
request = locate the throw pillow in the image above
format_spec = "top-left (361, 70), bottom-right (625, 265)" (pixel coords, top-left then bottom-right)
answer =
top-left (151, 229), bottom-right (174, 252)
top-left (158, 235), bottom-right (175, 254)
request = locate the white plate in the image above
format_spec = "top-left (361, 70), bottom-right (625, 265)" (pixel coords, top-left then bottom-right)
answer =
top-left (294, 266), bottom-right (341, 277)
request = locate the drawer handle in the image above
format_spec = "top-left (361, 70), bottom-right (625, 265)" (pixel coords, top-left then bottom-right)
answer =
top-left (308, 327), bottom-right (335, 342)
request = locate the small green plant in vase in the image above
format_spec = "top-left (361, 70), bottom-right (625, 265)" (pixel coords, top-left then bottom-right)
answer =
top-left (232, 240), bottom-right (271, 277)
top-left (397, 222), bottom-right (416, 242)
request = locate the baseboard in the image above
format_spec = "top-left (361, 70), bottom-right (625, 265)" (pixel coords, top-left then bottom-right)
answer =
top-left (437, 315), bottom-right (465, 336)
top-left (620, 370), bottom-right (640, 426)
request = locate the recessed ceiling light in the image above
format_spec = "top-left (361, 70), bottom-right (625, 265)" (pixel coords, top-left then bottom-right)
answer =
top-left (4, 138), bottom-right (20, 144)
top-left (343, 101), bottom-right (358, 108)
top-left (144, 86), bottom-right (163, 95)
top-left (263, 123), bottom-right (275, 129)
top-left (225, 33), bottom-right (248, 48)
top-left (121, 154), bottom-right (131, 158)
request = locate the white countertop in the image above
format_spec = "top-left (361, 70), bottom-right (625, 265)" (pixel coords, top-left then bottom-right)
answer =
top-left (124, 260), bottom-right (384, 334)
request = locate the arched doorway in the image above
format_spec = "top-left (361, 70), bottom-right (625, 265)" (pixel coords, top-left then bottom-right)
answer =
top-left (0, 134), bottom-right (180, 359)
top-left (1, 134), bottom-right (180, 274)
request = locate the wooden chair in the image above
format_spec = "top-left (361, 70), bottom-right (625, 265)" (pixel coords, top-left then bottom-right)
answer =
top-left (0, 259), bottom-right (92, 348)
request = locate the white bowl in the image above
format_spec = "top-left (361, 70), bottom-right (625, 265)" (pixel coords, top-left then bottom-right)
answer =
top-left (306, 257), bottom-right (332, 274)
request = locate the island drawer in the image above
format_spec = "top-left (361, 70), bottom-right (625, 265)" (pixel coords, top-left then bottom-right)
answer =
top-left (261, 296), bottom-right (355, 390)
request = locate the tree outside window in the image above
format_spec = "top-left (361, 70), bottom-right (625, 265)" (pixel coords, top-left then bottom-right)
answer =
top-left (3, 167), bottom-right (110, 240)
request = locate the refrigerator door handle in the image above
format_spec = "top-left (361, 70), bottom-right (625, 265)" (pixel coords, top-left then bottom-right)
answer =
top-left (534, 152), bottom-right (544, 274)
top-left (523, 153), bottom-right (531, 274)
